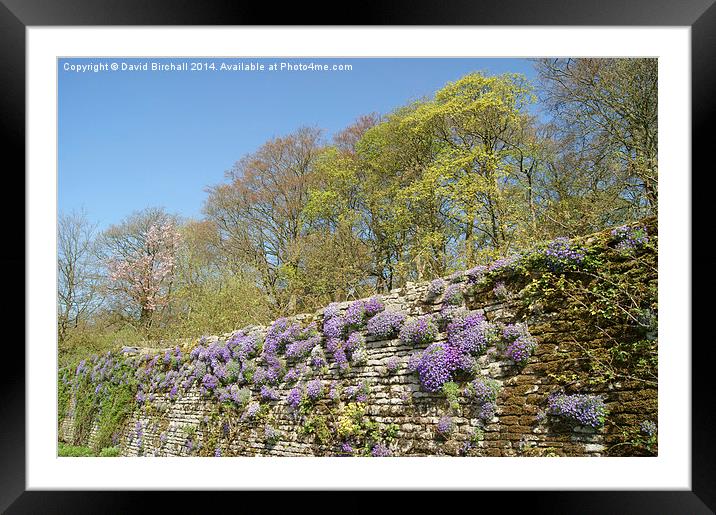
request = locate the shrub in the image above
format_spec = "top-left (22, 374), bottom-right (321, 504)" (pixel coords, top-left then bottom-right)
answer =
top-left (465, 376), bottom-right (501, 405)
top-left (98, 446), bottom-right (121, 457)
top-left (58, 443), bottom-right (95, 457)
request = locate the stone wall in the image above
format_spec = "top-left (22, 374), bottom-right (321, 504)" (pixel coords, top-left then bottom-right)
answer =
top-left (59, 219), bottom-right (657, 457)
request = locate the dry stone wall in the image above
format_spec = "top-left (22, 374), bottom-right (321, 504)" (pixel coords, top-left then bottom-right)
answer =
top-left (59, 219), bottom-right (657, 457)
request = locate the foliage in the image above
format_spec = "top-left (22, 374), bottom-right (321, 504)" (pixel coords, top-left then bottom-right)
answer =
top-left (58, 443), bottom-right (96, 457)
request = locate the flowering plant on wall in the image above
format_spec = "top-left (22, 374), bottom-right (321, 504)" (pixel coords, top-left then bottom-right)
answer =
top-left (500, 323), bottom-right (537, 365)
top-left (611, 224), bottom-right (649, 254)
top-left (547, 392), bottom-right (607, 428)
top-left (544, 237), bottom-right (586, 272)
top-left (366, 310), bottom-right (406, 339)
top-left (399, 315), bottom-right (438, 346)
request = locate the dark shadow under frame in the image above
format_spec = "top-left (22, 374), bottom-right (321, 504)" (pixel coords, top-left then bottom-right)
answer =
top-left (1, 0), bottom-right (711, 512)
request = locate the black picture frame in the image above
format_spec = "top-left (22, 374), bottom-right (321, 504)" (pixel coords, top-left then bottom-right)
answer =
top-left (2, 0), bottom-right (710, 512)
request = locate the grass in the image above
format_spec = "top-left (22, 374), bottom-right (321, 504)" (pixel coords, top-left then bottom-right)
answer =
top-left (58, 442), bottom-right (121, 457)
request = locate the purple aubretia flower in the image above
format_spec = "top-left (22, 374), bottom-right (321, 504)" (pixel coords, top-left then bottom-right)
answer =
top-left (427, 278), bottom-right (446, 299)
top-left (287, 385), bottom-right (303, 409)
top-left (487, 254), bottom-right (522, 274)
top-left (306, 378), bottom-right (323, 400)
top-left (323, 316), bottom-right (346, 340)
top-left (399, 316), bottom-right (438, 346)
top-left (264, 425), bottom-right (279, 444)
top-left (447, 311), bottom-right (489, 356)
top-left (640, 420), bottom-right (657, 437)
top-left (545, 237), bottom-right (586, 272)
top-left (242, 401), bottom-right (261, 421)
top-left (442, 283), bottom-right (464, 306)
top-left (478, 402), bottom-right (497, 421)
top-left (364, 296), bottom-right (385, 317)
top-left (466, 376), bottom-right (501, 404)
top-left (366, 310), bottom-right (406, 339)
top-left (612, 225), bottom-right (649, 253)
top-left (386, 356), bottom-right (399, 373)
top-left (437, 415), bottom-right (454, 436)
top-left (324, 302), bottom-right (341, 321)
top-left (260, 385), bottom-right (280, 401)
top-left (371, 443), bottom-right (392, 457)
top-left (501, 323), bottom-right (537, 365)
top-left (414, 344), bottom-right (453, 392)
top-left (466, 265), bottom-right (487, 284)
top-left (344, 300), bottom-right (367, 329)
top-left (547, 392), bottom-right (607, 428)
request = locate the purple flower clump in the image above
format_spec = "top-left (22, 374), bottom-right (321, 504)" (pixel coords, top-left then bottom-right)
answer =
top-left (414, 343), bottom-right (454, 392)
top-left (442, 283), bottom-right (464, 306)
top-left (324, 302), bottom-right (341, 320)
top-left (306, 378), bottom-right (324, 400)
top-left (437, 415), bottom-right (454, 436)
top-left (466, 265), bottom-right (487, 284)
top-left (399, 316), bottom-right (438, 346)
top-left (323, 316), bottom-right (346, 340)
top-left (263, 318), bottom-right (301, 356)
top-left (371, 443), bottom-right (392, 457)
top-left (640, 420), bottom-right (657, 437)
top-left (478, 402), bottom-right (497, 421)
top-left (386, 356), bottom-right (399, 373)
top-left (545, 237), bottom-right (586, 272)
top-left (345, 381), bottom-right (370, 402)
top-left (487, 254), bottom-right (522, 274)
top-left (264, 425), bottom-right (279, 444)
top-left (466, 376), bottom-right (501, 404)
top-left (287, 385), bottom-right (303, 409)
top-left (242, 401), bottom-right (261, 420)
top-left (612, 225), bottom-right (649, 253)
top-left (260, 385), bottom-right (280, 401)
top-left (310, 345), bottom-right (327, 368)
top-left (345, 332), bottom-right (365, 352)
top-left (427, 278), bottom-right (446, 299)
top-left (285, 334), bottom-right (321, 360)
top-left (366, 310), bottom-right (406, 339)
top-left (344, 300), bottom-right (367, 329)
top-left (547, 392), bottom-right (607, 428)
top-left (501, 323), bottom-right (537, 365)
top-left (447, 311), bottom-right (489, 356)
top-left (363, 296), bottom-right (385, 317)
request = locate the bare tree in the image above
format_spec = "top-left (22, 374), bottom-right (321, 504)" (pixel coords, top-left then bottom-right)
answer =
top-left (536, 58), bottom-right (658, 214)
top-left (204, 127), bottom-right (323, 313)
top-left (57, 209), bottom-right (102, 343)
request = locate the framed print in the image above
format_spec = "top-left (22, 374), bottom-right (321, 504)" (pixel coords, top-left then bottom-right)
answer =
top-left (3, 0), bottom-right (712, 512)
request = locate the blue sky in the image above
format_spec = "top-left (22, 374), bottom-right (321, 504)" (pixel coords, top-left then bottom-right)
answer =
top-left (58, 57), bottom-right (538, 229)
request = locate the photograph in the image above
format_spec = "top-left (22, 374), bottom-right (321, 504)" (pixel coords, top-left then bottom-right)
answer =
top-left (56, 56), bottom-right (659, 459)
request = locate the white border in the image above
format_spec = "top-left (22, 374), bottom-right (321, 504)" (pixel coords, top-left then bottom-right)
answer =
top-left (28, 27), bottom-right (691, 490)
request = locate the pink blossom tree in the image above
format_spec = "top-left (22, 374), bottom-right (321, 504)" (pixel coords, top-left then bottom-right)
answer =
top-left (106, 220), bottom-right (182, 328)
